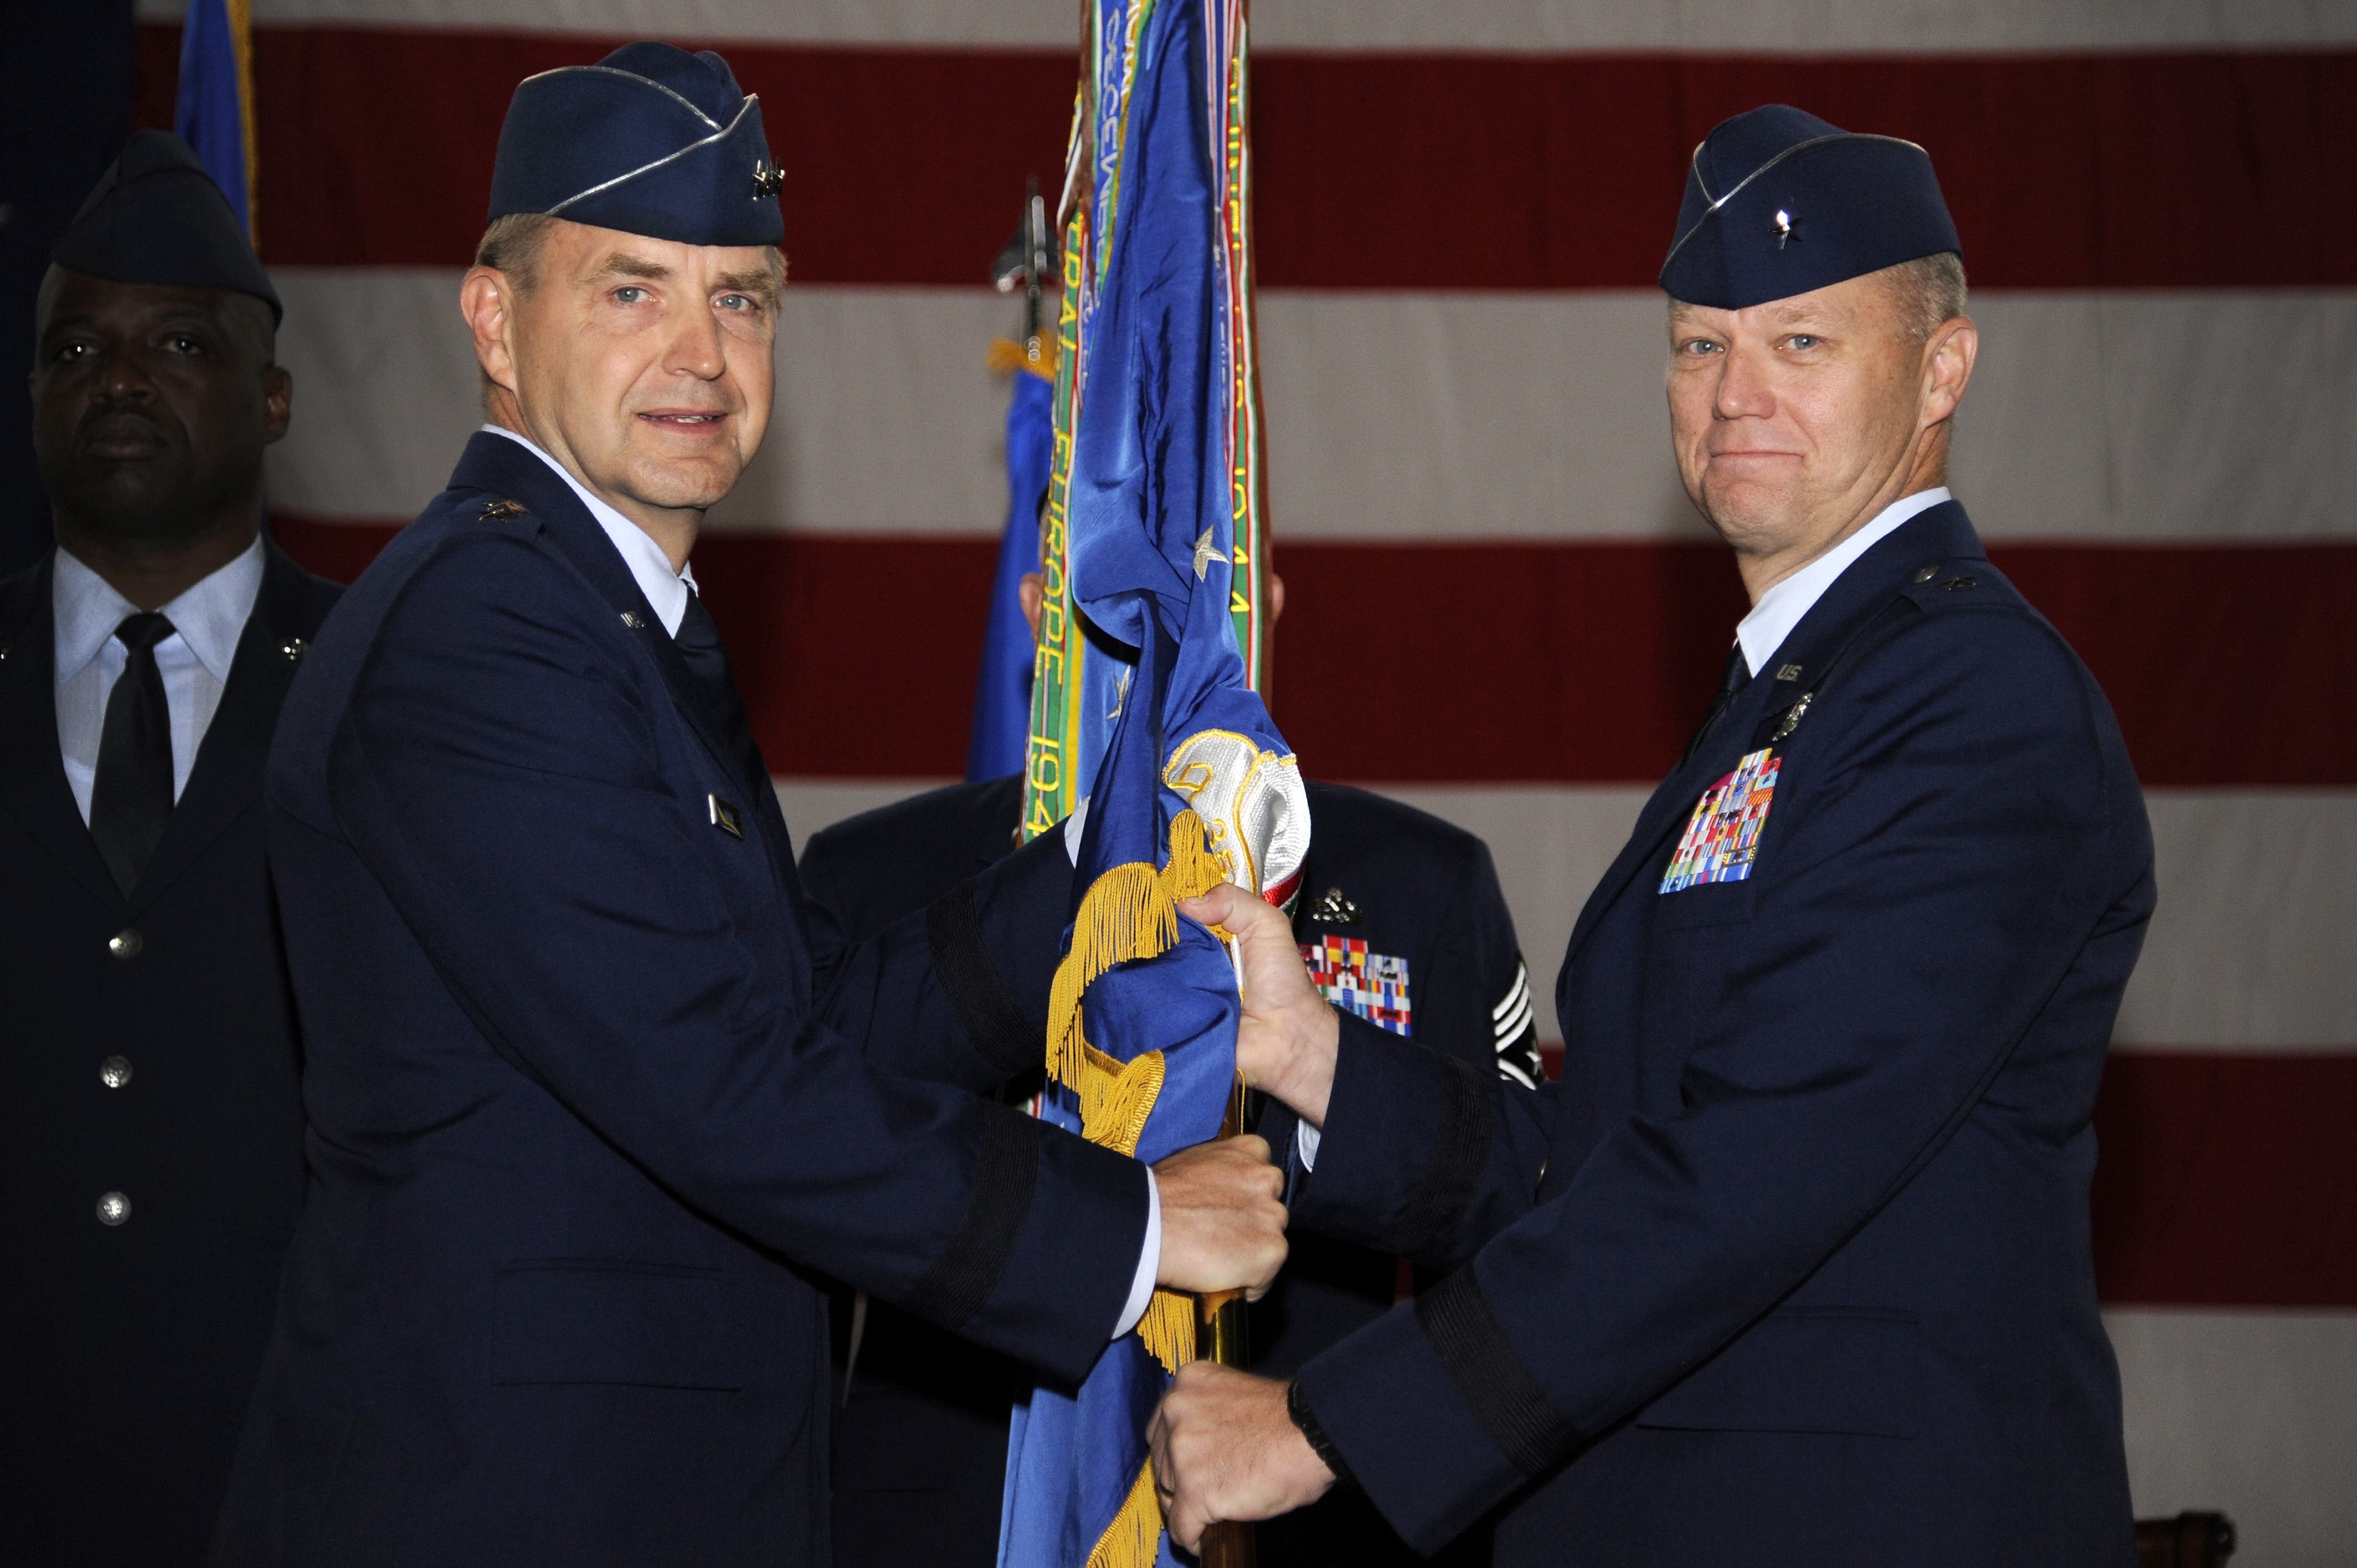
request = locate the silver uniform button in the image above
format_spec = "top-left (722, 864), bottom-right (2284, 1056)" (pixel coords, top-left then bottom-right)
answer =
top-left (96, 1191), bottom-right (131, 1226)
top-left (109, 928), bottom-right (143, 960)
top-left (100, 1055), bottom-right (133, 1089)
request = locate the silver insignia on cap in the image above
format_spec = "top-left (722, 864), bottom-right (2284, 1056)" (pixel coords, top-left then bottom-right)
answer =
top-left (752, 158), bottom-right (784, 198)
top-left (1773, 208), bottom-right (1798, 249)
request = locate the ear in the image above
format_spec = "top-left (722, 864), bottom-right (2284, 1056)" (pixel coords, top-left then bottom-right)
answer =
top-left (460, 267), bottom-right (522, 398)
top-left (1018, 571), bottom-right (1045, 639)
top-left (261, 362), bottom-right (294, 446)
top-left (1267, 572), bottom-right (1286, 628)
top-left (1919, 314), bottom-right (1977, 430)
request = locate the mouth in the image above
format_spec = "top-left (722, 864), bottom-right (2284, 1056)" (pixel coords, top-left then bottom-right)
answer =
top-left (635, 410), bottom-right (730, 430)
top-left (78, 412), bottom-right (171, 461)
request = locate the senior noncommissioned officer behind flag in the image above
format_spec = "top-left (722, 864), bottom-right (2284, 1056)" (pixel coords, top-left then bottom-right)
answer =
top-left (1001, 2), bottom-right (1301, 1564)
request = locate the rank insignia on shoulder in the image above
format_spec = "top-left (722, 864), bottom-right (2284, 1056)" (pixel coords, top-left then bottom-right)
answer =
top-left (1309, 886), bottom-right (1360, 925)
top-left (1661, 746), bottom-right (1781, 894)
top-left (477, 498), bottom-right (529, 521)
top-left (708, 794), bottom-right (744, 839)
top-left (1301, 936), bottom-right (1412, 1036)
top-left (280, 637), bottom-right (309, 664)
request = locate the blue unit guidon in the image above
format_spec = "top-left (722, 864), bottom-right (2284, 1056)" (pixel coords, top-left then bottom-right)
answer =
top-left (1661, 746), bottom-right (1782, 893)
top-left (1303, 936), bottom-right (1412, 1035)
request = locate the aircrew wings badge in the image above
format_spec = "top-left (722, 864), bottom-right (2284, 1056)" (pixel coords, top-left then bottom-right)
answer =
top-left (1660, 746), bottom-right (1781, 893)
top-left (1301, 935), bottom-right (1412, 1036)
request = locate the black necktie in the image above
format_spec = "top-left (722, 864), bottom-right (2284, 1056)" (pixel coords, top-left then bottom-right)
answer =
top-left (89, 611), bottom-right (178, 896)
top-left (1680, 639), bottom-right (1753, 767)
top-left (671, 589), bottom-right (764, 789)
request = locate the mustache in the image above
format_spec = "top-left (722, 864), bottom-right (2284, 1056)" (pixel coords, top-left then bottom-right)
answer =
top-left (74, 406), bottom-right (175, 451)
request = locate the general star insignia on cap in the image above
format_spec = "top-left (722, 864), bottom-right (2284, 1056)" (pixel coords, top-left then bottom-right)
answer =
top-left (490, 42), bottom-right (784, 248)
top-left (1660, 104), bottom-right (1961, 311)
top-left (50, 130), bottom-right (281, 324)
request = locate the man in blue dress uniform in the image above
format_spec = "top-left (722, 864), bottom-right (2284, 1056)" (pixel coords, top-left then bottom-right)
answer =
top-left (804, 583), bottom-right (1540, 1568)
top-left (1149, 105), bottom-right (2154, 1566)
top-left (211, 46), bottom-right (1284, 1566)
top-left (2, 132), bottom-right (341, 1568)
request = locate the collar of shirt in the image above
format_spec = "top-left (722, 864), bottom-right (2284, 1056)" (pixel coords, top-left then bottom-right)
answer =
top-left (482, 425), bottom-right (697, 636)
top-left (53, 533), bottom-right (265, 688)
top-left (1733, 487), bottom-right (1952, 676)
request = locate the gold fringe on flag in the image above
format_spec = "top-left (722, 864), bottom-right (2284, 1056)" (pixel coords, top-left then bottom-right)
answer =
top-left (1044, 808), bottom-right (1227, 1101)
top-left (1045, 806), bottom-right (1233, 1568)
top-left (1085, 1458), bottom-right (1166, 1568)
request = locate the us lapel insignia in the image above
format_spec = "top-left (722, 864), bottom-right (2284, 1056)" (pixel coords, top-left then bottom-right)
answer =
top-left (1301, 935), bottom-right (1412, 1036)
top-left (708, 794), bottom-right (745, 839)
top-left (477, 498), bottom-right (529, 522)
top-left (1309, 886), bottom-right (1360, 925)
top-left (1661, 746), bottom-right (1782, 893)
top-left (619, 611), bottom-right (647, 631)
top-left (280, 637), bottom-right (309, 664)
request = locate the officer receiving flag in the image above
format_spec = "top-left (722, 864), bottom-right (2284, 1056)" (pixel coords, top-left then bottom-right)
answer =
top-left (1001, 1), bottom-right (1303, 1563)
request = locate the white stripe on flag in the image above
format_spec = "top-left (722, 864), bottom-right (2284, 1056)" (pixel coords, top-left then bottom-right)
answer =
top-left (134, 0), bottom-right (2357, 53)
top-left (2108, 1307), bottom-right (2357, 1568)
top-left (261, 271), bottom-right (2357, 544)
top-left (772, 780), bottom-right (2357, 1053)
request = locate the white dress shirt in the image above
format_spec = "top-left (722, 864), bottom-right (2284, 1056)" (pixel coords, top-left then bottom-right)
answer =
top-left (485, 425), bottom-right (1164, 1335)
top-left (53, 536), bottom-right (265, 825)
top-left (1734, 487), bottom-right (1952, 677)
top-left (1298, 488), bottom-right (1958, 1175)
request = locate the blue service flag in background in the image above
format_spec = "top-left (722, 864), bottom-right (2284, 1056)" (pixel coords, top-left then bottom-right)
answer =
top-left (176, 0), bottom-right (254, 238)
top-left (967, 368), bottom-right (1056, 780)
top-left (998, 1), bottom-right (1305, 1564)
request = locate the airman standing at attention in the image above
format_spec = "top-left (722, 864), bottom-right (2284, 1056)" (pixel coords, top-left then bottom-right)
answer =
top-left (1, 131), bottom-right (342, 1567)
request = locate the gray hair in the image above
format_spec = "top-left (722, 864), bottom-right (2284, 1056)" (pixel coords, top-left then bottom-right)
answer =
top-left (1882, 251), bottom-right (1968, 345)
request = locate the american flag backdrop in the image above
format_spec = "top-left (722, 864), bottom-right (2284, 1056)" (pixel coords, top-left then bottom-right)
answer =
top-left (128, 1), bottom-right (2356, 1557)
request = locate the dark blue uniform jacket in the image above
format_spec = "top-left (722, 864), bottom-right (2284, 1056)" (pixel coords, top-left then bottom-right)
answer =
top-left (212, 434), bottom-right (1147, 1567)
top-left (1279, 503), bottom-right (2153, 1566)
top-left (1, 544), bottom-right (338, 1567)
top-left (800, 776), bottom-right (1536, 1567)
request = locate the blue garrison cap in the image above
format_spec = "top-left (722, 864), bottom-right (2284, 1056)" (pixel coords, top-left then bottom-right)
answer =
top-left (50, 131), bottom-right (281, 326)
top-left (1660, 105), bottom-right (1960, 310)
top-left (488, 43), bottom-right (784, 247)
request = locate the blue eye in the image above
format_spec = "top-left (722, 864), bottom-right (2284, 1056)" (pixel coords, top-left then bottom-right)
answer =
top-left (1787, 334), bottom-right (1820, 350)
top-left (614, 286), bottom-right (646, 304)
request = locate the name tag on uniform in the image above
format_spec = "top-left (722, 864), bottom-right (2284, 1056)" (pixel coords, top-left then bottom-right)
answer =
top-left (1660, 747), bottom-right (1780, 893)
top-left (707, 794), bottom-right (745, 839)
top-left (1301, 935), bottom-right (1412, 1036)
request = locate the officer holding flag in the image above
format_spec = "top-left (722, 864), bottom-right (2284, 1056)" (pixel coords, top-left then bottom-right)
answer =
top-left (1152, 105), bottom-right (2155, 1567)
top-left (215, 45), bottom-right (1285, 1565)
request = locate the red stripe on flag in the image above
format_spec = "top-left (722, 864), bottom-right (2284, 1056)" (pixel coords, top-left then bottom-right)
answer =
top-left (267, 520), bottom-right (2357, 788)
top-left (2092, 1051), bottom-right (2357, 1307)
top-left (137, 25), bottom-right (2357, 287)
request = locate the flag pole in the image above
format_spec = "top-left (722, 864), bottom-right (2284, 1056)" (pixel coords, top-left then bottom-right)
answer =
top-left (1195, 1072), bottom-right (1255, 1568)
